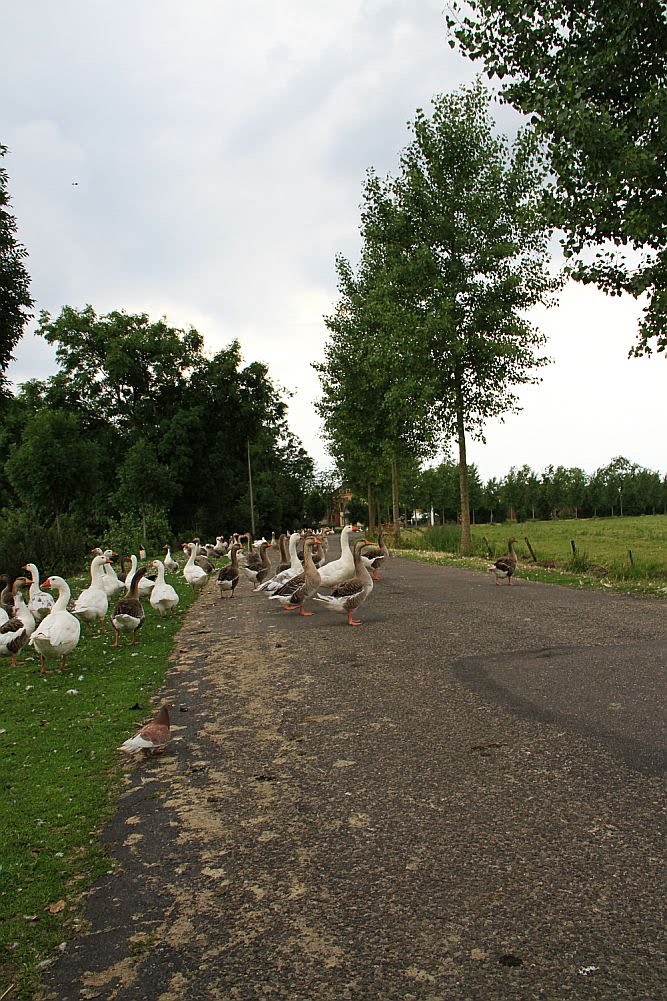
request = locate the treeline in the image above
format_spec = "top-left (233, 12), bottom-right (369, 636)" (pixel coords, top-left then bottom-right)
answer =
top-left (410, 457), bottom-right (667, 524)
top-left (0, 306), bottom-right (315, 574)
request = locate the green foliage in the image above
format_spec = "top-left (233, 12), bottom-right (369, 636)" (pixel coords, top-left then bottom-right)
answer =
top-left (36, 306), bottom-right (204, 432)
top-left (102, 507), bottom-right (173, 558)
top-left (112, 440), bottom-right (176, 516)
top-left (0, 509), bottom-right (92, 577)
top-left (1, 308), bottom-right (312, 540)
top-left (5, 409), bottom-right (103, 522)
top-left (446, 1), bottom-right (667, 355)
top-left (0, 145), bottom-right (33, 391)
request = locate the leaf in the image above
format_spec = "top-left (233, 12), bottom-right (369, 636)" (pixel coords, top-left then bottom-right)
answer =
top-left (46, 899), bottom-right (66, 913)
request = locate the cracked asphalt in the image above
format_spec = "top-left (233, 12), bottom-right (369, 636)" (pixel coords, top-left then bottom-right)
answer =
top-left (39, 541), bottom-right (666, 1000)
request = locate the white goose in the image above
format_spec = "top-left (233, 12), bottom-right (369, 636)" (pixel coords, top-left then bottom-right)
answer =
top-left (97, 550), bottom-right (126, 599)
top-left (12, 577), bottom-right (36, 637)
top-left (73, 554), bottom-right (110, 633)
top-left (317, 524), bottom-right (362, 588)
top-left (163, 546), bottom-right (179, 573)
top-left (183, 542), bottom-right (208, 592)
top-left (149, 560), bottom-right (180, 617)
top-left (29, 576), bottom-right (81, 673)
top-left (22, 563), bottom-right (54, 623)
top-left (257, 532), bottom-right (302, 593)
top-left (124, 554), bottom-right (156, 596)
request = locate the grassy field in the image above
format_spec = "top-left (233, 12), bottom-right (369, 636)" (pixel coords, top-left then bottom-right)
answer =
top-left (0, 560), bottom-right (200, 1000)
top-left (394, 514), bottom-right (667, 597)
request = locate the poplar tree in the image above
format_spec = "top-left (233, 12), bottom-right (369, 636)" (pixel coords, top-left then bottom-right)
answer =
top-left (393, 82), bottom-right (561, 552)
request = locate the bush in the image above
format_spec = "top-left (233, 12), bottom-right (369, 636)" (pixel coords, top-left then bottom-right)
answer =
top-left (102, 507), bottom-right (173, 561)
top-left (0, 508), bottom-right (92, 576)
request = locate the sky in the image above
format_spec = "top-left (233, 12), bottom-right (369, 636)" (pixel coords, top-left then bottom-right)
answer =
top-left (2, 0), bottom-right (664, 482)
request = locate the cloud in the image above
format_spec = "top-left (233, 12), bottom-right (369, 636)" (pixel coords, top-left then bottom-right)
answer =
top-left (2, 1), bottom-right (663, 483)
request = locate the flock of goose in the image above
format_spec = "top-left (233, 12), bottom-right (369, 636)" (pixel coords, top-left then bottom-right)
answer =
top-left (0, 526), bottom-right (390, 676)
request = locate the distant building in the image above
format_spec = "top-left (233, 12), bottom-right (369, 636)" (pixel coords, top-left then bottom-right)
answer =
top-left (321, 487), bottom-right (354, 528)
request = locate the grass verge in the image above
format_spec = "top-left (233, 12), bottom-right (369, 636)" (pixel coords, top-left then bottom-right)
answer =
top-left (0, 564), bottom-right (200, 1000)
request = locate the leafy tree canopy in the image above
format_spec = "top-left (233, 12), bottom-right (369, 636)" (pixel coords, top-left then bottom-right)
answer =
top-left (36, 306), bottom-right (204, 432)
top-left (446, 1), bottom-right (667, 355)
top-left (0, 144), bottom-right (33, 390)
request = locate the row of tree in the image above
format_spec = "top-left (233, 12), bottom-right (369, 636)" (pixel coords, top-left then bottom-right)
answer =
top-left (315, 0), bottom-right (666, 546)
top-left (411, 456), bottom-right (667, 524)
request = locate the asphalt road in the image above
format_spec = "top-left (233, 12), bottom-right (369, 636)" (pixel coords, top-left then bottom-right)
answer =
top-left (40, 540), bottom-right (667, 1000)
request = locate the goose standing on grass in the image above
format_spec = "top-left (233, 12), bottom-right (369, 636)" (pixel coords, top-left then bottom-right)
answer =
top-left (0, 617), bottom-right (29, 666)
top-left (183, 542), bottom-right (208, 593)
top-left (217, 543), bottom-right (242, 598)
top-left (489, 537), bottom-right (519, 586)
top-left (163, 545), bottom-right (179, 573)
top-left (0, 576), bottom-right (14, 618)
top-left (22, 563), bottom-right (54, 623)
top-left (12, 578), bottom-right (36, 637)
top-left (111, 567), bottom-right (147, 647)
top-left (118, 703), bottom-right (171, 756)
top-left (314, 540), bottom-right (373, 626)
top-left (29, 576), bottom-right (81, 673)
top-left (149, 560), bottom-right (180, 617)
top-left (73, 554), bottom-right (110, 634)
top-left (317, 524), bottom-right (361, 588)
top-left (269, 537), bottom-right (321, 616)
top-left (124, 554), bottom-right (156, 597)
top-left (96, 550), bottom-right (125, 600)
top-left (213, 536), bottom-right (228, 558)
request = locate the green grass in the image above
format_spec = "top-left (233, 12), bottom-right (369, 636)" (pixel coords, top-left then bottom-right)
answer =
top-left (0, 561), bottom-right (202, 999)
top-left (394, 514), bottom-right (667, 597)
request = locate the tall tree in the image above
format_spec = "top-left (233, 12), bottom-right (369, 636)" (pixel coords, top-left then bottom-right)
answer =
top-left (393, 83), bottom-right (561, 552)
top-left (446, 1), bottom-right (667, 356)
top-left (0, 145), bottom-right (33, 390)
top-left (315, 234), bottom-right (437, 540)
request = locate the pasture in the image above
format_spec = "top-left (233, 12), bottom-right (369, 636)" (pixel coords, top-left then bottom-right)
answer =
top-left (395, 514), bottom-right (667, 596)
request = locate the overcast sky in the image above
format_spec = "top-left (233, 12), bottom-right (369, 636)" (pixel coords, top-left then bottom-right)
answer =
top-left (3, 0), bottom-right (664, 482)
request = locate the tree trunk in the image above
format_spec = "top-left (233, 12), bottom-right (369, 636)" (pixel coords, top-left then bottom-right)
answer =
top-left (391, 455), bottom-right (400, 543)
top-left (367, 481), bottom-right (376, 535)
top-left (454, 377), bottom-right (471, 554)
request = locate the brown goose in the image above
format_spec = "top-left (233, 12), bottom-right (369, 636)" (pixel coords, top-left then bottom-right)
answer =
top-left (489, 537), bottom-right (519, 585)
top-left (268, 537), bottom-right (321, 616)
top-left (362, 527), bottom-right (389, 580)
top-left (217, 544), bottom-right (242, 598)
top-left (240, 542), bottom-right (273, 590)
top-left (111, 567), bottom-right (147, 647)
top-left (314, 540), bottom-right (373, 626)
top-left (0, 617), bottom-right (29, 666)
top-left (273, 533), bottom-right (290, 575)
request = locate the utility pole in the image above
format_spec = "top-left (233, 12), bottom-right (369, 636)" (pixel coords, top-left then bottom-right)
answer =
top-left (247, 439), bottom-right (256, 535)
